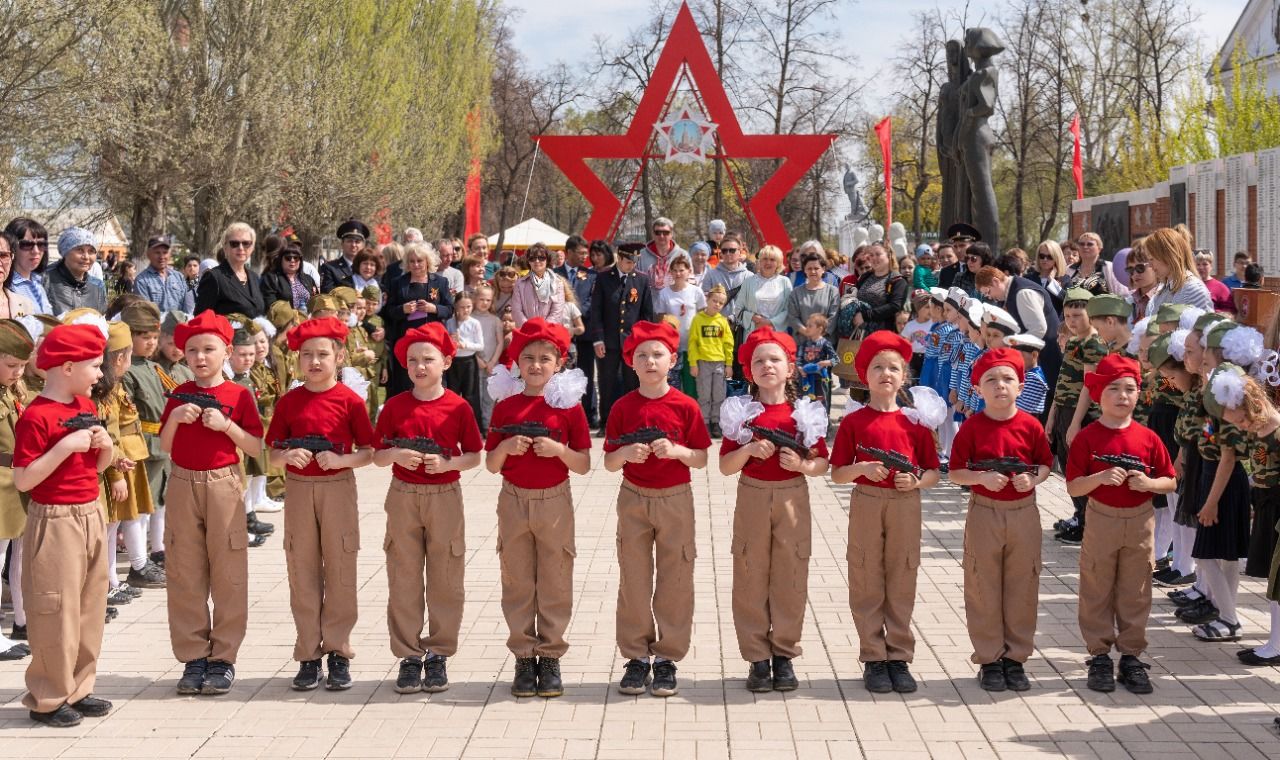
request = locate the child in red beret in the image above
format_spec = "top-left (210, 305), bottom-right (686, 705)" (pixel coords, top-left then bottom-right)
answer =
top-left (373, 322), bottom-right (483, 694)
top-left (484, 318), bottom-right (591, 698)
top-left (718, 326), bottom-right (829, 692)
top-left (947, 347), bottom-right (1053, 692)
top-left (1066, 353), bottom-right (1175, 694)
top-left (603, 320), bottom-right (711, 698)
top-left (158, 311), bottom-right (265, 697)
top-left (13, 323), bottom-right (113, 727)
top-left (829, 331), bottom-right (941, 694)
top-left (266, 317), bottom-right (376, 691)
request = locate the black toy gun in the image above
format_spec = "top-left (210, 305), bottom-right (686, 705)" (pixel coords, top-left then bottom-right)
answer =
top-left (746, 424), bottom-right (816, 458)
top-left (1093, 453), bottom-right (1153, 475)
top-left (166, 390), bottom-right (233, 417)
top-left (607, 426), bottom-right (672, 447)
top-left (966, 457), bottom-right (1040, 476)
top-left (382, 436), bottom-right (452, 460)
top-left (61, 413), bottom-right (105, 430)
top-left (493, 422), bottom-right (560, 441)
top-left (856, 444), bottom-right (923, 478)
top-left (272, 435), bottom-right (345, 454)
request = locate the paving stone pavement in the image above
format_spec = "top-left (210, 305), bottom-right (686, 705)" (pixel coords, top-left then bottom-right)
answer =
top-left (3, 434), bottom-right (1280, 758)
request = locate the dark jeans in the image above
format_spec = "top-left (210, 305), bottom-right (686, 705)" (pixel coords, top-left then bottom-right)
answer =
top-left (574, 336), bottom-right (598, 423)
top-left (445, 354), bottom-right (484, 432)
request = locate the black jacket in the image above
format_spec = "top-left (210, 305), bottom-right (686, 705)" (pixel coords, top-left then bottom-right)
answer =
top-left (261, 270), bottom-right (318, 310)
top-left (554, 263), bottom-right (597, 314)
top-left (320, 255), bottom-right (355, 292)
top-left (194, 262), bottom-right (266, 318)
top-left (586, 266), bottom-right (654, 347)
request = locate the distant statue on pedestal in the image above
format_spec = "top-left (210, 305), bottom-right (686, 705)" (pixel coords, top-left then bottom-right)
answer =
top-left (957, 27), bottom-right (1004, 250)
top-left (843, 167), bottom-right (870, 222)
top-left (937, 39), bottom-right (972, 238)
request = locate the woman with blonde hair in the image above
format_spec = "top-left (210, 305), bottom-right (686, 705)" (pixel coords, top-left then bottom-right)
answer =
top-left (195, 222), bottom-right (266, 317)
top-left (1064, 231), bottom-right (1128, 297)
top-left (1144, 227), bottom-right (1213, 317)
top-left (851, 242), bottom-right (908, 335)
top-left (380, 242), bottom-right (454, 395)
top-left (1031, 240), bottom-right (1067, 313)
top-left (732, 245), bottom-right (793, 336)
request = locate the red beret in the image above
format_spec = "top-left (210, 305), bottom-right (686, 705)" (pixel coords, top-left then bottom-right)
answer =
top-left (1084, 353), bottom-right (1142, 402)
top-left (854, 330), bottom-right (912, 383)
top-left (507, 317), bottom-right (571, 364)
top-left (394, 322), bottom-right (456, 368)
top-left (286, 316), bottom-right (349, 351)
top-left (36, 324), bottom-right (107, 370)
top-left (970, 347), bottom-right (1025, 386)
top-left (737, 326), bottom-right (796, 383)
top-left (622, 320), bottom-right (679, 367)
top-left (174, 311), bottom-right (233, 351)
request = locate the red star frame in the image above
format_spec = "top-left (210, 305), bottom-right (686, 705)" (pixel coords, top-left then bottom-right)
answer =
top-left (536, 2), bottom-right (837, 248)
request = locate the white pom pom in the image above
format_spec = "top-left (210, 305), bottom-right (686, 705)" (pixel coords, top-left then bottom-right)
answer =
top-left (1179, 307), bottom-right (1206, 331)
top-left (720, 395), bottom-right (765, 444)
top-left (1168, 328), bottom-right (1190, 362)
top-left (229, 320), bottom-right (243, 331)
top-left (1221, 325), bottom-right (1265, 368)
top-left (486, 363), bottom-right (526, 404)
top-left (901, 385), bottom-right (948, 430)
top-left (340, 366), bottom-right (370, 399)
top-left (15, 315), bottom-right (42, 342)
top-left (71, 313), bottom-right (110, 341)
top-left (843, 394), bottom-right (865, 418)
top-left (1126, 319), bottom-right (1147, 357)
top-left (544, 367), bottom-right (588, 409)
top-left (791, 397), bottom-right (828, 447)
top-left (1210, 367), bottom-right (1246, 410)
top-left (252, 316), bottom-right (276, 340)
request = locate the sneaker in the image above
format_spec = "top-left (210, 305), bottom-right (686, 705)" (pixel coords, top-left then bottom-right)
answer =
top-left (149, 550), bottom-right (166, 568)
top-left (771, 656), bottom-right (799, 691)
top-left (106, 586), bottom-right (133, 605)
top-left (325, 653), bottom-right (352, 690)
top-left (177, 658), bottom-right (207, 694)
top-left (292, 659), bottom-right (323, 691)
top-left (650, 660), bottom-right (678, 697)
top-left (979, 662), bottom-right (1006, 691)
top-left (863, 661), bottom-right (893, 693)
top-left (394, 657), bottom-right (423, 693)
top-left (1176, 599), bottom-right (1220, 625)
top-left (29, 704), bottom-right (82, 727)
top-left (126, 561), bottom-right (167, 589)
top-left (1001, 658), bottom-right (1031, 691)
top-left (1085, 654), bottom-right (1114, 692)
top-left (120, 583), bottom-right (143, 598)
top-left (1056, 526), bottom-right (1083, 545)
top-left (513, 657), bottom-right (539, 697)
top-left (617, 658), bottom-right (650, 695)
top-left (70, 695), bottom-right (112, 717)
top-left (745, 660), bottom-right (772, 693)
top-left (10, 623), bottom-right (26, 640)
top-left (422, 656), bottom-right (448, 693)
top-left (0, 642), bottom-right (29, 660)
top-left (887, 660), bottom-right (917, 693)
top-left (201, 660), bottom-right (235, 695)
top-left (254, 498), bottom-right (284, 514)
top-left (246, 512), bottom-right (274, 536)
top-left (1116, 655), bottom-right (1153, 694)
top-left (1151, 566), bottom-right (1179, 586)
top-left (1155, 555), bottom-right (1172, 571)
top-left (536, 657), bottom-right (563, 698)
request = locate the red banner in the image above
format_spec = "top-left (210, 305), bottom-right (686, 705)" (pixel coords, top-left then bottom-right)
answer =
top-left (874, 116), bottom-right (892, 230)
top-left (1070, 114), bottom-right (1084, 201)
top-left (464, 110), bottom-right (483, 239)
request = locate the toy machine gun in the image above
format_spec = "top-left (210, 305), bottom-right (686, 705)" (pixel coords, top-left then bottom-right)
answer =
top-left (492, 422), bottom-right (560, 441)
top-left (745, 424), bottom-right (818, 459)
top-left (382, 437), bottom-right (452, 460)
top-left (856, 445), bottom-right (923, 478)
top-left (965, 457), bottom-right (1040, 476)
top-left (1093, 453), bottom-right (1153, 475)
top-left (606, 426), bottom-right (672, 447)
top-left (165, 390), bottom-right (234, 417)
top-left (271, 435), bottom-right (346, 454)
top-left (61, 413), bottom-right (106, 430)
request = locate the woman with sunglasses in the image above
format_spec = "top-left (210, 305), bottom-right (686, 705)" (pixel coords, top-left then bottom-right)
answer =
top-left (1032, 240), bottom-right (1067, 314)
top-left (1142, 226), bottom-right (1213, 318)
top-left (194, 222), bottom-right (267, 318)
top-left (0, 233), bottom-right (36, 319)
top-left (3, 218), bottom-right (52, 314)
top-left (1122, 245), bottom-right (1161, 322)
top-left (510, 243), bottom-right (564, 327)
top-left (1064, 232), bottom-right (1128, 298)
top-left (261, 245), bottom-right (318, 312)
top-left (953, 241), bottom-right (995, 299)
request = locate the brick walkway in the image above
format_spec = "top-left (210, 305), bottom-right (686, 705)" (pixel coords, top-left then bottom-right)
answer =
top-left (3, 439), bottom-right (1280, 758)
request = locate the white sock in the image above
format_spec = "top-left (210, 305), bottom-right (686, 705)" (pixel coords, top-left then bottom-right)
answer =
top-left (105, 521), bottom-right (121, 588)
top-left (1215, 559), bottom-right (1241, 625)
top-left (255, 476), bottom-right (271, 505)
top-left (148, 508), bottom-right (166, 553)
top-left (1255, 602), bottom-right (1280, 658)
top-left (939, 417), bottom-right (958, 462)
top-left (10, 539), bottom-right (23, 626)
top-left (1173, 524), bottom-right (1197, 577)
top-left (243, 483), bottom-right (254, 514)
top-left (1154, 498), bottom-right (1175, 562)
top-left (122, 519), bottom-right (148, 571)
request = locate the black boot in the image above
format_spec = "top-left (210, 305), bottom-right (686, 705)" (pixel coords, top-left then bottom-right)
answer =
top-left (771, 656), bottom-right (798, 691)
top-left (536, 657), bottom-right (563, 697)
top-left (512, 657), bottom-right (539, 697)
top-left (1001, 658), bottom-right (1030, 691)
top-left (745, 660), bottom-right (772, 692)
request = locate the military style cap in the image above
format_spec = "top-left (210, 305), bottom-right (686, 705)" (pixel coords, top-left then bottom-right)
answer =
top-left (309, 294), bottom-right (341, 314)
top-left (947, 222), bottom-right (981, 242)
top-left (268, 300), bottom-right (301, 332)
top-left (360, 285), bottom-right (381, 302)
top-left (1085, 294), bottom-right (1131, 320)
top-left (330, 286), bottom-right (359, 307)
top-left (0, 319), bottom-right (36, 360)
top-left (1155, 302), bottom-right (1189, 325)
top-left (1203, 319), bottom-right (1237, 349)
top-left (1063, 287), bottom-right (1093, 305)
top-left (1203, 362), bottom-right (1248, 418)
top-left (1006, 333), bottom-right (1045, 351)
top-left (107, 321), bottom-right (132, 353)
top-left (160, 310), bottom-right (190, 336)
top-left (1145, 318), bottom-right (1162, 337)
top-left (1193, 312), bottom-right (1227, 333)
top-left (336, 219), bottom-right (370, 240)
top-left (981, 304), bottom-right (1019, 335)
top-left (231, 329), bottom-right (255, 347)
top-left (119, 301), bottom-right (161, 333)
top-left (1147, 333), bottom-right (1174, 369)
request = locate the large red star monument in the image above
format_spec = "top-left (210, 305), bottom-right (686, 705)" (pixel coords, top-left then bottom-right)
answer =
top-left (536, 2), bottom-right (837, 248)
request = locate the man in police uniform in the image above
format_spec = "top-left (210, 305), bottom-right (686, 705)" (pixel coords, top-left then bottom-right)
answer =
top-left (555, 235), bottom-right (599, 426)
top-left (938, 222), bottom-right (980, 289)
top-left (586, 247), bottom-right (654, 436)
top-left (320, 220), bottom-right (367, 293)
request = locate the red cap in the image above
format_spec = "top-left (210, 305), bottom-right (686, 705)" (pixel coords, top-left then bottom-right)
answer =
top-left (854, 331), bottom-right (912, 383)
top-left (1084, 353), bottom-right (1143, 401)
top-left (970, 347), bottom-right (1025, 385)
top-left (737, 326), bottom-right (796, 382)
top-left (507, 317), bottom-right (571, 365)
top-left (394, 322), bottom-right (456, 368)
top-left (286, 316), bottom-right (349, 351)
top-left (36, 324), bottom-right (107, 370)
top-left (174, 311), bottom-right (233, 351)
top-left (622, 320), bottom-right (679, 367)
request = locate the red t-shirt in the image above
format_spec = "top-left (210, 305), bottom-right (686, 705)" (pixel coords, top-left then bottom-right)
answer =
top-left (829, 406), bottom-right (941, 489)
top-left (603, 387), bottom-right (712, 489)
top-left (1066, 418), bottom-right (1176, 508)
top-left (265, 384), bottom-right (377, 477)
top-left (485, 393), bottom-right (592, 489)
top-left (374, 389), bottom-right (484, 484)
top-left (160, 380), bottom-right (264, 471)
top-left (719, 402), bottom-right (830, 481)
top-left (951, 410), bottom-right (1053, 500)
top-left (14, 395), bottom-right (102, 505)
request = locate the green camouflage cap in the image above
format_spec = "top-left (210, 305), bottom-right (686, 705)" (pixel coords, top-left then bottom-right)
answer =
top-left (1063, 287), bottom-right (1093, 305)
top-left (1204, 319), bottom-right (1237, 349)
top-left (1203, 362), bottom-right (1248, 418)
top-left (1085, 294), bottom-right (1131, 320)
top-left (160, 310), bottom-right (190, 336)
top-left (1193, 312), bottom-right (1227, 333)
top-left (1155, 302), bottom-right (1189, 325)
top-left (1148, 333), bottom-right (1175, 369)
top-left (1145, 318), bottom-right (1162, 337)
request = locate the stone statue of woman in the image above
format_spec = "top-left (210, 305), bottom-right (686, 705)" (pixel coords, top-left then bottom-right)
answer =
top-left (957, 27), bottom-right (1004, 250)
top-left (937, 39), bottom-right (972, 237)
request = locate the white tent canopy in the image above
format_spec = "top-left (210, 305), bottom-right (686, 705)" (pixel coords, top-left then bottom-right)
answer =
top-left (488, 218), bottom-right (570, 250)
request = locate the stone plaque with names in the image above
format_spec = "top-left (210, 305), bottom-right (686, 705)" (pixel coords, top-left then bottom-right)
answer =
top-left (1224, 154), bottom-right (1249, 258)
top-left (1194, 160), bottom-right (1219, 254)
top-left (1259, 148), bottom-right (1280, 277)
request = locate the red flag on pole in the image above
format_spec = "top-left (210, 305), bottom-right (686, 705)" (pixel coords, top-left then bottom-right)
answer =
top-left (1070, 114), bottom-right (1084, 201)
top-left (874, 116), bottom-right (893, 230)
top-left (464, 110), bottom-right (484, 239)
